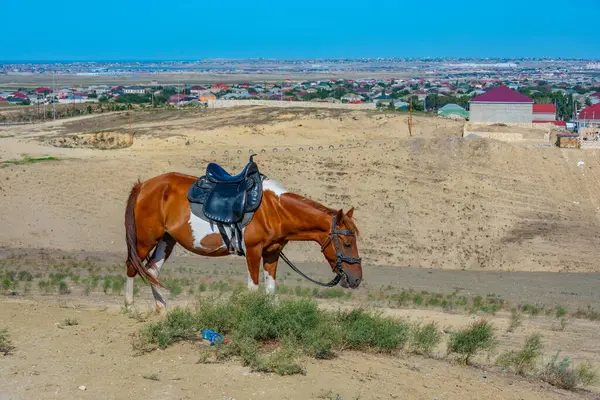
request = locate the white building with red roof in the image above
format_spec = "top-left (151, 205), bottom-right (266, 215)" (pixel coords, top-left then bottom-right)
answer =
top-left (468, 85), bottom-right (534, 123)
top-left (578, 104), bottom-right (600, 128)
top-left (532, 103), bottom-right (556, 121)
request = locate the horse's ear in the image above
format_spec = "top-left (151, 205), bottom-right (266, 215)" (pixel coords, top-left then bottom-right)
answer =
top-left (346, 207), bottom-right (354, 219)
top-left (336, 209), bottom-right (344, 223)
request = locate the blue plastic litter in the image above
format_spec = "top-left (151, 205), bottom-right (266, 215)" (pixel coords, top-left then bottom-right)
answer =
top-left (202, 329), bottom-right (227, 345)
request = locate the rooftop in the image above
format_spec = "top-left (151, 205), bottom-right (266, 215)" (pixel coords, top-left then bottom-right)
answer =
top-left (579, 104), bottom-right (600, 120)
top-left (469, 85), bottom-right (534, 104)
top-left (533, 104), bottom-right (556, 113)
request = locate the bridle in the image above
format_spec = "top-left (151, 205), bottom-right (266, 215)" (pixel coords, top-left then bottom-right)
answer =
top-left (279, 216), bottom-right (362, 287)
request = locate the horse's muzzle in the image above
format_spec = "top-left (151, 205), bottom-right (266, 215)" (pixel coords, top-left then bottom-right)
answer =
top-left (340, 273), bottom-right (361, 289)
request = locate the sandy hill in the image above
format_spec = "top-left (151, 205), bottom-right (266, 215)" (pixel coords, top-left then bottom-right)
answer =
top-left (1, 106), bottom-right (599, 272)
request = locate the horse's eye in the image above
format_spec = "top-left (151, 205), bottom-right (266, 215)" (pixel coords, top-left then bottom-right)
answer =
top-left (343, 242), bottom-right (352, 248)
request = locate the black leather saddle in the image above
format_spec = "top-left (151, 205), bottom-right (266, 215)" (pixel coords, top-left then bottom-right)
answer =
top-left (187, 155), bottom-right (264, 255)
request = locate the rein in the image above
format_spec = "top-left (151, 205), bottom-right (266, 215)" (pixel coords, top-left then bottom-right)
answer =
top-left (279, 217), bottom-right (361, 287)
top-left (279, 252), bottom-right (343, 287)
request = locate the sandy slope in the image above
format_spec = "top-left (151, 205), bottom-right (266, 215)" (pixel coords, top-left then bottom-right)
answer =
top-left (1, 106), bottom-right (599, 272)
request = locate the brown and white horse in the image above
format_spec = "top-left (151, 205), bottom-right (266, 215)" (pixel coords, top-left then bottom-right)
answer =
top-left (124, 172), bottom-right (362, 312)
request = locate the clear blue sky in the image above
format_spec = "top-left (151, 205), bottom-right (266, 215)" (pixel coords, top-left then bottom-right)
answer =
top-left (2, 0), bottom-right (598, 61)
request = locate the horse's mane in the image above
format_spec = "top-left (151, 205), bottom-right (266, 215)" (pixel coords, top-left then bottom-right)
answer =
top-left (285, 193), bottom-right (360, 236)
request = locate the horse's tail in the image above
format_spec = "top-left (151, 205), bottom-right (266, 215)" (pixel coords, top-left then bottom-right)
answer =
top-left (125, 180), bottom-right (163, 288)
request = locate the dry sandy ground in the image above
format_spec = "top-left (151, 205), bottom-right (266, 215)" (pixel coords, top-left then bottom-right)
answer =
top-left (1, 106), bottom-right (600, 399)
top-left (1, 106), bottom-right (599, 271)
top-left (1, 297), bottom-right (596, 400)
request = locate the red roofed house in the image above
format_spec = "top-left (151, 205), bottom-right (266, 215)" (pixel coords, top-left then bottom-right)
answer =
top-left (168, 94), bottom-right (192, 104)
top-left (532, 104), bottom-right (556, 121)
top-left (210, 83), bottom-right (230, 93)
top-left (578, 104), bottom-right (600, 127)
top-left (469, 85), bottom-right (534, 123)
top-left (11, 91), bottom-right (28, 99)
top-left (35, 87), bottom-right (52, 94)
top-left (189, 85), bottom-right (207, 94)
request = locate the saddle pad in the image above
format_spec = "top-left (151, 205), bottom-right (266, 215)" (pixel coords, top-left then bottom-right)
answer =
top-left (190, 202), bottom-right (255, 228)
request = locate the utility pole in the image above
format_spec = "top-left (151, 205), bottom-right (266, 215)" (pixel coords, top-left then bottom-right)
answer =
top-left (129, 110), bottom-right (133, 144)
top-left (409, 96), bottom-right (413, 136)
top-left (52, 71), bottom-right (56, 121)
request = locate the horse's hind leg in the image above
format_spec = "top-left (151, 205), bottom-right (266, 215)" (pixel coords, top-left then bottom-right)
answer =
top-left (147, 234), bottom-right (177, 313)
top-left (125, 244), bottom-right (154, 310)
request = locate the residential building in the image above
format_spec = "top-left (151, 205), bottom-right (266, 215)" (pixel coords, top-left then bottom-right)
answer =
top-left (168, 94), bottom-right (193, 104)
top-left (373, 94), bottom-right (393, 106)
top-left (190, 85), bottom-right (208, 94)
top-left (123, 86), bottom-right (147, 94)
top-left (438, 103), bottom-right (469, 120)
top-left (210, 83), bottom-right (230, 93)
top-left (88, 85), bottom-right (109, 95)
top-left (341, 93), bottom-right (363, 103)
top-left (35, 87), bottom-right (52, 95)
top-left (578, 104), bottom-right (600, 127)
top-left (532, 104), bottom-right (556, 121)
top-left (197, 91), bottom-right (216, 102)
top-left (468, 85), bottom-right (534, 123)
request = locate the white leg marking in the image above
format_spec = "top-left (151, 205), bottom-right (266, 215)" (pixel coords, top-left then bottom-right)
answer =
top-left (125, 276), bottom-right (134, 308)
top-left (262, 178), bottom-right (288, 198)
top-left (248, 271), bottom-right (259, 291)
top-left (264, 270), bottom-right (276, 294)
top-left (188, 211), bottom-right (224, 250)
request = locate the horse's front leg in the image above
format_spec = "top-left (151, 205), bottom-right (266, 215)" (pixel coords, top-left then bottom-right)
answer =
top-left (262, 251), bottom-right (280, 295)
top-left (245, 245), bottom-right (262, 291)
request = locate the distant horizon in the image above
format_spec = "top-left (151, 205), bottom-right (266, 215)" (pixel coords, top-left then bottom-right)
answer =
top-left (1, 57), bottom-right (600, 64)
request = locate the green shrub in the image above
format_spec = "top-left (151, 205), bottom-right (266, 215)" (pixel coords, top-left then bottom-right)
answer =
top-left (447, 320), bottom-right (496, 364)
top-left (38, 280), bottom-right (53, 294)
top-left (555, 305), bottom-right (568, 318)
top-left (250, 336), bottom-right (305, 375)
top-left (539, 352), bottom-right (598, 390)
top-left (140, 308), bottom-right (199, 349)
top-left (58, 280), bottom-right (70, 295)
top-left (520, 304), bottom-right (540, 317)
top-left (496, 333), bottom-right (543, 375)
top-left (136, 291), bottom-right (413, 375)
top-left (336, 308), bottom-right (410, 352)
top-left (572, 306), bottom-right (600, 321)
top-left (409, 322), bottom-right (441, 356)
top-left (577, 361), bottom-right (599, 387)
top-left (17, 271), bottom-right (33, 282)
top-left (507, 308), bottom-right (523, 332)
top-left (0, 328), bottom-right (15, 355)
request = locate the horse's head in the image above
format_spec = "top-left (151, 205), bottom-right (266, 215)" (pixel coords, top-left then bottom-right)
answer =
top-left (321, 207), bottom-right (362, 289)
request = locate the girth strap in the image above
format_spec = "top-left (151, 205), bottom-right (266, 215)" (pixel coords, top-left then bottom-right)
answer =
top-left (216, 223), bottom-right (245, 256)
